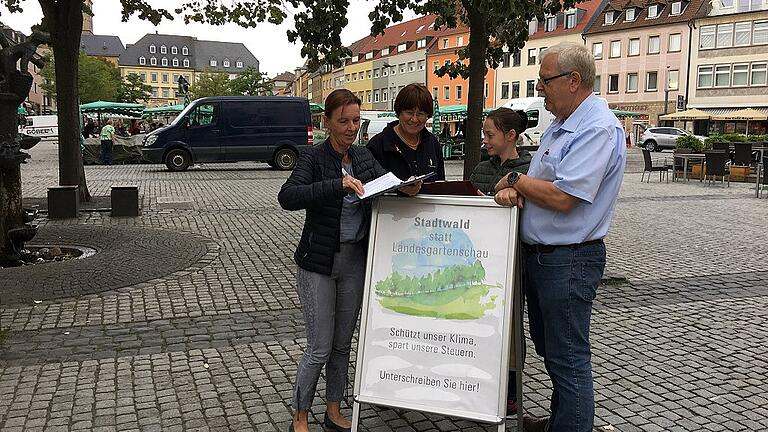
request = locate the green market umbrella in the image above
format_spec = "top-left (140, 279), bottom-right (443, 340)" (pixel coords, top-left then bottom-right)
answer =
top-left (17, 105), bottom-right (27, 115)
top-left (79, 100), bottom-right (145, 117)
top-left (309, 102), bottom-right (324, 114)
top-left (143, 104), bottom-right (185, 117)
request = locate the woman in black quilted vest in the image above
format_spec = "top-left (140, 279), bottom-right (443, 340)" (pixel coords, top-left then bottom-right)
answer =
top-left (278, 89), bottom-right (418, 432)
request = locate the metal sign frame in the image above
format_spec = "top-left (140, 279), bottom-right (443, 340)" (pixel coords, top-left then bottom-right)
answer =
top-left (351, 194), bottom-right (524, 431)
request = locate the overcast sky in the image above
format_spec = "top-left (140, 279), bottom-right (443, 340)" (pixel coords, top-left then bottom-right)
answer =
top-left (0, 0), bottom-right (417, 77)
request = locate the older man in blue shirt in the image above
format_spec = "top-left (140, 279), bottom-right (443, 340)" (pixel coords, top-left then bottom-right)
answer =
top-left (494, 42), bottom-right (626, 432)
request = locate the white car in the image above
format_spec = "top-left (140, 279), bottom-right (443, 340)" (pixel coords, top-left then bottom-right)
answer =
top-left (640, 127), bottom-right (705, 152)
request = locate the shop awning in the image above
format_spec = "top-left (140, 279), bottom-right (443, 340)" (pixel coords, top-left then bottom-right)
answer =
top-left (142, 104), bottom-right (185, 117)
top-left (694, 107), bottom-right (768, 117)
top-left (710, 107), bottom-right (768, 120)
top-left (658, 108), bottom-right (711, 121)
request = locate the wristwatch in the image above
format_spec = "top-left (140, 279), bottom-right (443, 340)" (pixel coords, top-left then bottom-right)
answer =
top-left (506, 171), bottom-right (522, 187)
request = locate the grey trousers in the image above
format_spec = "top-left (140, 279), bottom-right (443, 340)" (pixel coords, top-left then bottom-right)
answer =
top-left (293, 242), bottom-right (366, 410)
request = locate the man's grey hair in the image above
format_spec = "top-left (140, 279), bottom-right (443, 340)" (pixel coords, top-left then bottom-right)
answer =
top-left (540, 42), bottom-right (595, 90)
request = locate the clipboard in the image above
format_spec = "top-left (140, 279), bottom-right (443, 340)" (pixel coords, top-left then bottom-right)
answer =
top-left (420, 180), bottom-right (480, 196)
top-left (349, 172), bottom-right (437, 202)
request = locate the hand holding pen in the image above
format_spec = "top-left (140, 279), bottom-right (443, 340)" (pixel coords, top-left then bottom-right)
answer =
top-left (341, 167), bottom-right (365, 196)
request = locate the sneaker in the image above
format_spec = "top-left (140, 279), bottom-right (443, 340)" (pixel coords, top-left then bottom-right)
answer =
top-left (505, 399), bottom-right (518, 418)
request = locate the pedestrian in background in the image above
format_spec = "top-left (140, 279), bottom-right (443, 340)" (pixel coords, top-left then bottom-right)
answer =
top-left (99, 119), bottom-right (116, 165)
top-left (367, 83), bottom-right (445, 183)
top-left (278, 89), bottom-right (419, 432)
top-left (494, 41), bottom-right (626, 432)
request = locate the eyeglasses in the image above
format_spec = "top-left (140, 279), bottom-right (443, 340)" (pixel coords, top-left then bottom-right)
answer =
top-left (538, 71), bottom-right (573, 85)
top-left (402, 110), bottom-right (429, 120)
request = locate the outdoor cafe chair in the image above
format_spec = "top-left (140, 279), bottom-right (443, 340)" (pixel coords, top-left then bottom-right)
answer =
top-left (641, 149), bottom-right (670, 183)
top-left (733, 142), bottom-right (754, 167)
top-left (704, 150), bottom-right (730, 186)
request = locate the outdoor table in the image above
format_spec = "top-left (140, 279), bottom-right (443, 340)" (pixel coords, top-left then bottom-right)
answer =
top-left (673, 153), bottom-right (706, 182)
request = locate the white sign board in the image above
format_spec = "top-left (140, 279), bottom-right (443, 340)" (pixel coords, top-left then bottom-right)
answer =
top-left (354, 195), bottom-right (518, 424)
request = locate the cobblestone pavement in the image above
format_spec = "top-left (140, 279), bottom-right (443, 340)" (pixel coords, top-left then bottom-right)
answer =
top-left (1, 142), bottom-right (766, 431)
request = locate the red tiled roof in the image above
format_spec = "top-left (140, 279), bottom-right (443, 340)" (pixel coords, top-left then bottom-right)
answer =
top-left (348, 15), bottom-right (440, 55)
top-left (529, 0), bottom-right (604, 40)
top-left (585, 0), bottom-right (705, 35)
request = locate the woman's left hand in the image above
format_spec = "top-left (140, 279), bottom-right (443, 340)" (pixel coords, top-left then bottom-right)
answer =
top-left (399, 179), bottom-right (422, 196)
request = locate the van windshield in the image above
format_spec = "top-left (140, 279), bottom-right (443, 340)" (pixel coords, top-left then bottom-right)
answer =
top-left (174, 103), bottom-right (217, 127)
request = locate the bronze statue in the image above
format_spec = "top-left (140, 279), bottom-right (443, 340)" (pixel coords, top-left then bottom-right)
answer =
top-left (0, 29), bottom-right (50, 264)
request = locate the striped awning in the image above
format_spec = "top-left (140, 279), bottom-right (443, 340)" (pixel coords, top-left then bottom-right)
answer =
top-left (693, 107), bottom-right (768, 116)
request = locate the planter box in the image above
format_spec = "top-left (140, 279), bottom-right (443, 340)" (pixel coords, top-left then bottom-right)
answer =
top-left (691, 164), bottom-right (705, 178)
top-left (730, 166), bottom-right (751, 182)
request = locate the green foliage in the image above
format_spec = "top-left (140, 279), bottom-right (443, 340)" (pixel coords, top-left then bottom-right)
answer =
top-left (40, 51), bottom-right (121, 103)
top-left (229, 66), bottom-right (273, 96)
top-left (116, 73), bottom-right (152, 103)
top-left (378, 283), bottom-right (496, 320)
top-left (721, 133), bottom-right (746, 142)
top-left (676, 135), bottom-right (705, 152)
top-left (189, 72), bottom-right (234, 99)
top-left (375, 260), bottom-right (486, 297)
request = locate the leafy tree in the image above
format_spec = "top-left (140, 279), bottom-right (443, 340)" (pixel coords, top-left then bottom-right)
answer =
top-left (116, 73), bottom-right (152, 103)
top-left (189, 71), bottom-right (233, 99)
top-left (39, 51), bottom-right (121, 103)
top-left (230, 66), bottom-right (273, 96)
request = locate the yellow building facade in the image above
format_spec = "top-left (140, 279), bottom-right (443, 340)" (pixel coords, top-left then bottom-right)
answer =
top-left (120, 66), bottom-right (194, 106)
top-left (344, 58), bottom-right (374, 110)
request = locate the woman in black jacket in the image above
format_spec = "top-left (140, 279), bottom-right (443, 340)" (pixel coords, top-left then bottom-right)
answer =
top-left (366, 83), bottom-right (445, 183)
top-left (278, 89), bottom-right (418, 432)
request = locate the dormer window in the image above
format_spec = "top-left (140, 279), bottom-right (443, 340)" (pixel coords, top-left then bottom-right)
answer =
top-left (529, 18), bottom-right (538, 35)
top-left (381, 47), bottom-right (390, 56)
top-left (161, 57), bottom-right (168, 66)
top-left (209, 58), bottom-right (217, 67)
top-left (565, 11), bottom-right (577, 28)
top-left (160, 45), bottom-right (167, 54)
top-left (236, 60), bottom-right (243, 68)
top-left (171, 46), bottom-right (178, 54)
top-left (182, 46), bottom-right (189, 55)
top-left (149, 44), bottom-right (156, 53)
top-left (183, 59), bottom-right (190, 67)
top-left (417, 38), bottom-right (426, 48)
top-left (546, 16), bottom-right (557, 31)
top-left (352, 55), bottom-right (358, 63)
top-left (626, 8), bottom-right (636, 21)
top-left (605, 11), bottom-right (617, 25)
top-left (398, 43), bottom-right (407, 52)
top-left (648, 4), bottom-right (659, 18)
top-left (365, 52), bottom-right (373, 59)
top-left (139, 56), bottom-right (146, 65)
top-left (671, 1), bottom-right (682, 14)
top-left (150, 57), bottom-right (157, 66)
top-left (223, 59), bottom-right (230, 67)
top-left (173, 58), bottom-right (179, 67)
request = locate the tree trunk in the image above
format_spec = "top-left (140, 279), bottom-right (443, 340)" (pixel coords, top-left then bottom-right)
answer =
top-left (462, 1), bottom-right (488, 180)
top-left (46, 0), bottom-right (91, 202)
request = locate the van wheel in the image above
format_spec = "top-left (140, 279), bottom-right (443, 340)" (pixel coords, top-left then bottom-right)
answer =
top-left (165, 149), bottom-right (191, 171)
top-left (273, 148), bottom-right (297, 170)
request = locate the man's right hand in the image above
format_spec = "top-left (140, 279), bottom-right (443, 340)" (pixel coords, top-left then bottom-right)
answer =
top-left (494, 187), bottom-right (524, 208)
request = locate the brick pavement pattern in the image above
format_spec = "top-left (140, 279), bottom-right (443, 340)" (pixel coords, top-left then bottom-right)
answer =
top-left (1, 142), bottom-right (767, 431)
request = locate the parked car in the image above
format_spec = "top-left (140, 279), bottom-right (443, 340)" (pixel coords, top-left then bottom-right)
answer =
top-left (142, 96), bottom-right (312, 171)
top-left (357, 117), bottom-right (391, 146)
top-left (640, 127), bottom-right (705, 152)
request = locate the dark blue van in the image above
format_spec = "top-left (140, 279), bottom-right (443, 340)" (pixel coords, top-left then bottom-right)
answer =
top-left (142, 96), bottom-right (313, 171)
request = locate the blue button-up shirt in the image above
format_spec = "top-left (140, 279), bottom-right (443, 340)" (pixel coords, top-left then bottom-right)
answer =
top-left (520, 95), bottom-right (626, 245)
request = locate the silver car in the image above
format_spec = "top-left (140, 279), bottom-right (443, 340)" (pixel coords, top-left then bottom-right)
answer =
top-left (640, 127), bottom-right (700, 152)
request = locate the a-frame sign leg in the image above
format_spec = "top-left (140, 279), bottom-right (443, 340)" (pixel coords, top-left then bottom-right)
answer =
top-left (351, 400), bottom-right (362, 432)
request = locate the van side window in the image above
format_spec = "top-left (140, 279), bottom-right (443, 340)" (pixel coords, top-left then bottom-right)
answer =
top-left (525, 109), bottom-right (539, 128)
top-left (188, 103), bottom-right (217, 127)
top-left (225, 101), bottom-right (305, 127)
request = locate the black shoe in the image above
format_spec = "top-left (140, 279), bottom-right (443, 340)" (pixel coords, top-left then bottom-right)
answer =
top-left (522, 414), bottom-right (550, 432)
top-left (323, 413), bottom-right (351, 432)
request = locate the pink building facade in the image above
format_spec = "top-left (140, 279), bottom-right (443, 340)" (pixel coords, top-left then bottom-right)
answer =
top-left (584, 0), bottom-right (705, 125)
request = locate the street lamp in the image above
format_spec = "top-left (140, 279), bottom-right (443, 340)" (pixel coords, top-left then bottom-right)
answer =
top-left (663, 65), bottom-right (671, 117)
top-left (382, 62), bottom-right (393, 110)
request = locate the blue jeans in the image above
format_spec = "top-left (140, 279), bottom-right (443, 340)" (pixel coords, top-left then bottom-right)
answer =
top-left (523, 241), bottom-right (606, 432)
top-left (293, 242), bottom-right (366, 410)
